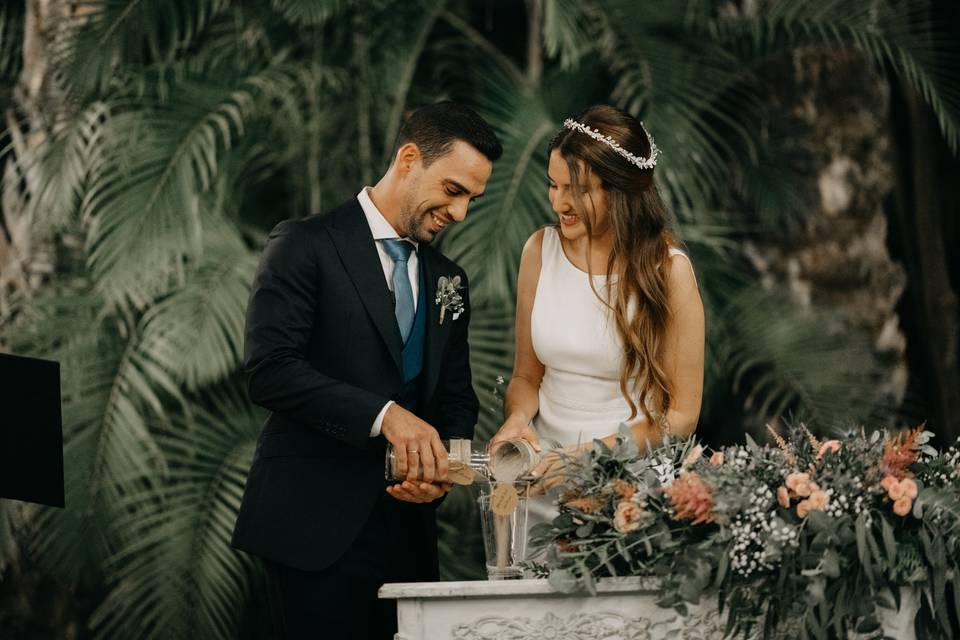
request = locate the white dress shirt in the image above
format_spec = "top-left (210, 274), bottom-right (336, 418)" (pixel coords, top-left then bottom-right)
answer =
top-left (357, 187), bottom-right (419, 437)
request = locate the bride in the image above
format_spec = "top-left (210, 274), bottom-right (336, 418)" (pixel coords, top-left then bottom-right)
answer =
top-left (491, 105), bottom-right (705, 527)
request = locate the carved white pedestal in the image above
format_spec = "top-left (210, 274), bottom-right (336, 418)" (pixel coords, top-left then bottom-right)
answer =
top-left (378, 577), bottom-right (729, 640)
top-left (379, 578), bottom-right (920, 640)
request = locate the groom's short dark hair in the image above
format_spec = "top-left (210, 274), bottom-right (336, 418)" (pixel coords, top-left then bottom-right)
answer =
top-left (393, 101), bottom-right (502, 166)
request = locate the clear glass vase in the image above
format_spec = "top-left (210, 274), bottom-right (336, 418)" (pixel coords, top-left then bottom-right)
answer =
top-left (478, 489), bottom-right (529, 579)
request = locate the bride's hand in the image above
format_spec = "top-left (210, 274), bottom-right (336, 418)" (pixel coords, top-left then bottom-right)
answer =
top-left (526, 445), bottom-right (584, 496)
top-left (491, 415), bottom-right (541, 452)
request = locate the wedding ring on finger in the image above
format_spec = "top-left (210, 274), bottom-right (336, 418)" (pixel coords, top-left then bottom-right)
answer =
top-left (408, 449), bottom-right (419, 454)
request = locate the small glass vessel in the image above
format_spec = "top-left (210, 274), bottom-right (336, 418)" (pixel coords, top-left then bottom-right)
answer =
top-left (384, 438), bottom-right (543, 484)
top-left (385, 438), bottom-right (490, 482)
top-left (478, 489), bottom-right (529, 579)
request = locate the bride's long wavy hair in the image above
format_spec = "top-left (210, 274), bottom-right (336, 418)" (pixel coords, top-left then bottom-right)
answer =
top-left (548, 105), bottom-right (677, 424)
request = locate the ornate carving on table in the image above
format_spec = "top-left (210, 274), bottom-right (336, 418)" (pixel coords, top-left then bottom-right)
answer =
top-left (451, 609), bottom-right (730, 640)
top-left (380, 578), bottom-right (919, 640)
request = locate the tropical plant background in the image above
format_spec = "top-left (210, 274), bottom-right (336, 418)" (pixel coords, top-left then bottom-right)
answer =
top-left (0, 0), bottom-right (957, 637)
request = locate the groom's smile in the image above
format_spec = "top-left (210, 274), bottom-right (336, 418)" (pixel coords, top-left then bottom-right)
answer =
top-left (398, 140), bottom-right (492, 243)
top-left (430, 209), bottom-right (452, 232)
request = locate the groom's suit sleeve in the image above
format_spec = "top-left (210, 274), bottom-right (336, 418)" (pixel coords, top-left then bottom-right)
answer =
top-left (433, 267), bottom-right (480, 439)
top-left (244, 220), bottom-right (386, 449)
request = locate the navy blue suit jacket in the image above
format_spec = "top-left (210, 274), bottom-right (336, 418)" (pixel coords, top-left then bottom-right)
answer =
top-left (231, 197), bottom-right (478, 572)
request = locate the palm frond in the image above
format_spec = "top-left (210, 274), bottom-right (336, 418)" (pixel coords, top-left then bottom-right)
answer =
top-left (705, 0), bottom-right (960, 153)
top-left (716, 286), bottom-right (898, 434)
top-left (467, 303), bottom-right (515, 440)
top-left (79, 61), bottom-right (299, 309)
top-left (269, 0), bottom-right (368, 27)
top-left (602, 1), bottom-right (767, 218)
top-left (0, 499), bottom-right (25, 572)
top-left (24, 102), bottom-right (109, 231)
top-left (90, 385), bottom-right (262, 640)
top-left (58, 0), bottom-right (232, 99)
top-left (4, 287), bottom-right (173, 584)
top-left (0, 2), bottom-right (24, 83)
top-left (438, 66), bottom-right (558, 305)
top-left (542, 0), bottom-right (598, 71)
top-left (376, 0), bottom-right (446, 164)
top-left (138, 224), bottom-right (257, 391)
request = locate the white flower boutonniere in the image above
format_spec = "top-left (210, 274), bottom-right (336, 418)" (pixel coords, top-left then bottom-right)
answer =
top-left (435, 275), bottom-right (465, 324)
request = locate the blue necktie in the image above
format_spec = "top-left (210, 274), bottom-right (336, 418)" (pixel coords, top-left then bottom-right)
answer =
top-left (382, 239), bottom-right (415, 342)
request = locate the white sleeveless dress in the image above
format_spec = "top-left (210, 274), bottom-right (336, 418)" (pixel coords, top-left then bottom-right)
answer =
top-left (527, 226), bottom-right (691, 529)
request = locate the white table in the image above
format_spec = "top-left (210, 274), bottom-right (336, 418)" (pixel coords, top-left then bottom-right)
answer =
top-left (379, 577), bottom-right (919, 640)
top-left (378, 577), bottom-right (730, 640)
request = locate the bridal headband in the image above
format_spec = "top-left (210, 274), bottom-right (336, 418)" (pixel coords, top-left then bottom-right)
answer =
top-left (562, 118), bottom-right (660, 170)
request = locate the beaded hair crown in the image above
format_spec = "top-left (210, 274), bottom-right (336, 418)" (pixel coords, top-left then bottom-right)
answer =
top-left (562, 118), bottom-right (660, 170)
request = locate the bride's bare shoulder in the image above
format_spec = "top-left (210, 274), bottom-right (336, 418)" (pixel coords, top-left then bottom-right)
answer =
top-left (524, 227), bottom-right (548, 252)
top-left (520, 227), bottom-right (548, 267)
top-left (666, 250), bottom-right (700, 302)
top-left (517, 227), bottom-right (549, 291)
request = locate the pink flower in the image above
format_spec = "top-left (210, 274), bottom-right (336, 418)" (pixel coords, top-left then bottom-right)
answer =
top-left (614, 500), bottom-right (643, 533)
top-left (817, 440), bottom-right (841, 460)
top-left (887, 481), bottom-right (905, 501)
top-left (883, 476), bottom-right (918, 504)
top-left (566, 496), bottom-right (602, 514)
top-left (664, 472), bottom-right (716, 525)
top-left (610, 479), bottom-right (637, 500)
top-left (900, 477), bottom-right (918, 499)
top-left (777, 486), bottom-right (791, 508)
top-left (786, 472), bottom-right (810, 494)
top-left (880, 475), bottom-right (898, 493)
top-left (557, 538), bottom-right (578, 553)
top-left (683, 445), bottom-right (703, 468)
top-left (796, 489), bottom-right (829, 519)
top-left (807, 489), bottom-right (829, 510)
top-left (893, 497), bottom-right (912, 517)
top-left (709, 451), bottom-right (724, 466)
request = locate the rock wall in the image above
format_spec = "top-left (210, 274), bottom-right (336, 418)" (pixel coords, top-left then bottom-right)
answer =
top-left (745, 49), bottom-right (908, 415)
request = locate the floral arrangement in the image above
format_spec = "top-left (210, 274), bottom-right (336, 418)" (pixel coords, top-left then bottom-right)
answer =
top-left (530, 424), bottom-right (960, 639)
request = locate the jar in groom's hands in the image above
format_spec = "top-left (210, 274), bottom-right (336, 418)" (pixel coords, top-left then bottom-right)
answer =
top-left (380, 403), bottom-right (450, 502)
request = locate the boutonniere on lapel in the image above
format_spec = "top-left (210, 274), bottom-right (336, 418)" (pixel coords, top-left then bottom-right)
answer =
top-left (435, 275), bottom-right (465, 324)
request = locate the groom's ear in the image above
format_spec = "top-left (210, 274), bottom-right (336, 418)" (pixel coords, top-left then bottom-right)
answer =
top-left (394, 142), bottom-right (423, 175)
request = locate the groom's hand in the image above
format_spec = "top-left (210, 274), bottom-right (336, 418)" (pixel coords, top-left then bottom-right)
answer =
top-left (386, 480), bottom-right (451, 504)
top-left (381, 403), bottom-right (449, 483)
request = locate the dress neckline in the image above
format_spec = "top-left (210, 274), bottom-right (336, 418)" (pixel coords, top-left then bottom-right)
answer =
top-left (552, 227), bottom-right (609, 280)
top-left (550, 226), bottom-right (685, 281)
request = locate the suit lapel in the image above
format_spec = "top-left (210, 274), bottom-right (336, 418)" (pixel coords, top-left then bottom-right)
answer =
top-left (420, 246), bottom-right (453, 400)
top-left (327, 200), bottom-right (403, 371)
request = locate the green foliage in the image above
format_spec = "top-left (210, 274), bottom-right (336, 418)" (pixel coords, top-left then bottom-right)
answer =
top-left (89, 386), bottom-right (263, 639)
top-left (1, 1), bottom-right (959, 637)
top-left (0, 2), bottom-right (23, 84)
top-left (536, 425), bottom-right (960, 638)
top-left (717, 287), bottom-right (897, 430)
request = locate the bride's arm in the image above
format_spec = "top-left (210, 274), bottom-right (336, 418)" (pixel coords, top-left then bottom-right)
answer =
top-left (492, 230), bottom-right (546, 449)
top-left (594, 252), bottom-right (705, 451)
top-left (658, 253), bottom-right (705, 439)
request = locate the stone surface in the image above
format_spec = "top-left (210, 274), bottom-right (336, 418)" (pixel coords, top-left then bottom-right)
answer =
top-left (745, 49), bottom-right (908, 417)
top-left (380, 578), bottom-right (729, 640)
top-left (380, 578), bottom-right (919, 640)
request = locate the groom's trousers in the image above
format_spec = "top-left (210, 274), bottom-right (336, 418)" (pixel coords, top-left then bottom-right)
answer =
top-left (263, 489), bottom-right (436, 640)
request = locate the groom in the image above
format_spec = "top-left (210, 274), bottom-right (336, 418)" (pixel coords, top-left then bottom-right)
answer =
top-left (232, 102), bottom-right (501, 639)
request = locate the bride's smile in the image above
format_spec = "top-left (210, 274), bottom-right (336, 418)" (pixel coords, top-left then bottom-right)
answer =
top-left (547, 149), bottom-right (608, 243)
